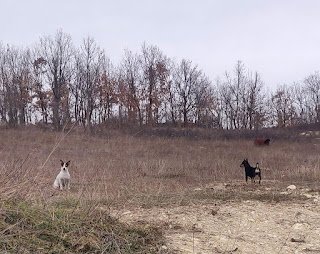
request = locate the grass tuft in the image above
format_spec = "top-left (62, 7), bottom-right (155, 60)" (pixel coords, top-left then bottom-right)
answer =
top-left (0, 199), bottom-right (165, 253)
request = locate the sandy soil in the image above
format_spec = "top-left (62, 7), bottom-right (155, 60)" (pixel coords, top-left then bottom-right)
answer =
top-left (110, 184), bottom-right (320, 254)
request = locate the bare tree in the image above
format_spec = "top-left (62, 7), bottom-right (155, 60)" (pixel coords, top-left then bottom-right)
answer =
top-left (15, 48), bottom-right (32, 125)
top-left (0, 46), bottom-right (33, 126)
top-left (97, 58), bottom-right (117, 123)
top-left (230, 61), bottom-right (248, 129)
top-left (5, 31), bottom-right (320, 131)
top-left (193, 74), bottom-right (216, 127)
top-left (218, 78), bottom-right (233, 129)
top-left (164, 78), bottom-right (178, 125)
top-left (74, 37), bottom-right (105, 131)
top-left (271, 85), bottom-right (296, 127)
top-left (0, 42), bottom-right (6, 122)
top-left (246, 72), bottom-right (264, 129)
top-left (38, 30), bottom-right (74, 130)
top-left (118, 50), bottom-right (143, 126)
top-left (31, 55), bottom-right (49, 124)
top-left (159, 59), bottom-right (177, 125)
top-left (173, 59), bottom-right (202, 126)
top-left (304, 72), bottom-right (320, 123)
top-left (0, 45), bottom-right (18, 126)
top-left (140, 43), bottom-right (167, 126)
top-left (291, 82), bottom-right (309, 124)
top-left (220, 62), bottom-right (247, 129)
top-left (219, 62), bottom-right (266, 129)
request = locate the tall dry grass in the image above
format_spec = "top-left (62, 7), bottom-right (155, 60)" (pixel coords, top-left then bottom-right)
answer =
top-left (1, 127), bottom-right (319, 252)
top-left (0, 127), bottom-right (319, 204)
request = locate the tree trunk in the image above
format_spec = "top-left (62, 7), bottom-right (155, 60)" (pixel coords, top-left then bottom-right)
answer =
top-left (52, 96), bottom-right (60, 130)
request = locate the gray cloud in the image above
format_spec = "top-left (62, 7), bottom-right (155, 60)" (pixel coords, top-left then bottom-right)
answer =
top-left (1, 0), bottom-right (319, 88)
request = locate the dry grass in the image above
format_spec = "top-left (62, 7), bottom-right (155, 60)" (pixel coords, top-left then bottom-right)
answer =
top-left (0, 127), bottom-right (319, 252)
top-left (0, 127), bottom-right (319, 203)
top-left (0, 199), bottom-right (165, 253)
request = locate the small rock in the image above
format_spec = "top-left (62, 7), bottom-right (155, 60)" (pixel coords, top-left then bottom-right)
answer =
top-left (161, 245), bottom-right (168, 250)
top-left (291, 237), bottom-right (305, 243)
top-left (287, 185), bottom-right (297, 190)
top-left (293, 223), bottom-right (303, 230)
top-left (293, 223), bottom-right (309, 230)
top-left (302, 193), bottom-right (313, 198)
top-left (211, 209), bottom-right (218, 216)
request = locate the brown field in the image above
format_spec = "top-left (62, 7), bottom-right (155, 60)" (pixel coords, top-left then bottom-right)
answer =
top-left (0, 127), bottom-right (319, 253)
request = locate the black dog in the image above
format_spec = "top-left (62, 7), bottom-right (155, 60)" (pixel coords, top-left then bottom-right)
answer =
top-left (240, 159), bottom-right (261, 184)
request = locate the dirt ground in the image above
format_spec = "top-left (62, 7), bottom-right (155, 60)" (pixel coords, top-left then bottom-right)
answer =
top-left (109, 182), bottom-right (320, 254)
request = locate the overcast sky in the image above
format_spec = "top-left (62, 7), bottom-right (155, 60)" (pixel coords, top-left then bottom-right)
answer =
top-left (1, 0), bottom-right (320, 89)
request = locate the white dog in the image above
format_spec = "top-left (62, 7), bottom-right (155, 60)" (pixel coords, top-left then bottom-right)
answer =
top-left (53, 160), bottom-right (71, 190)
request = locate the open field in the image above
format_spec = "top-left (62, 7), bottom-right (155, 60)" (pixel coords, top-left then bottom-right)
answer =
top-left (111, 186), bottom-right (320, 253)
top-left (0, 127), bottom-right (319, 253)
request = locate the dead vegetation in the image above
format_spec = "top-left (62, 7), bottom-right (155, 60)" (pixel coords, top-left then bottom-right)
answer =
top-left (1, 127), bottom-right (319, 202)
top-left (0, 199), bottom-right (165, 253)
top-left (0, 127), bottom-right (319, 252)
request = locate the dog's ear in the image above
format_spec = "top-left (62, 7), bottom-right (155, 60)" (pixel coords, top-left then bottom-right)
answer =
top-left (66, 160), bottom-right (71, 167)
top-left (60, 159), bottom-right (64, 166)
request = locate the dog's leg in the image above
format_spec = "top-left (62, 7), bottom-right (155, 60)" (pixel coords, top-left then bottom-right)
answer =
top-left (59, 179), bottom-right (63, 190)
top-left (259, 173), bottom-right (261, 184)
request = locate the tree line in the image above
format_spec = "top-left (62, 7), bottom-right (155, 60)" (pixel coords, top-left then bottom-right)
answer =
top-left (0, 30), bottom-right (319, 131)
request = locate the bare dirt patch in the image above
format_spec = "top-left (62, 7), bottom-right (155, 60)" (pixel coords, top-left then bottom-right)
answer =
top-left (110, 183), bottom-right (320, 254)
